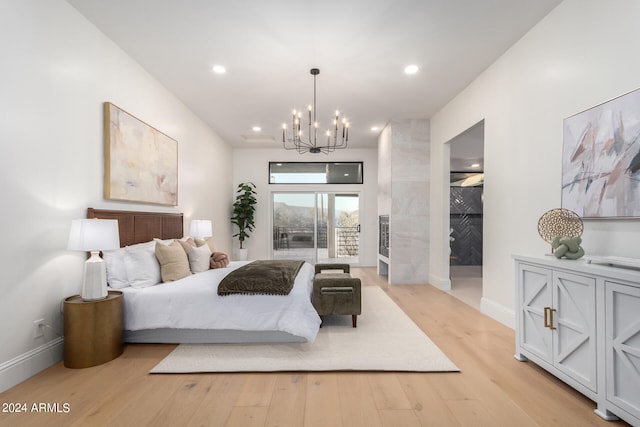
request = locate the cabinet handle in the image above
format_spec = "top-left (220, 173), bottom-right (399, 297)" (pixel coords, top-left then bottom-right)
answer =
top-left (543, 307), bottom-right (557, 330)
top-left (543, 307), bottom-right (551, 328)
top-left (549, 308), bottom-right (557, 330)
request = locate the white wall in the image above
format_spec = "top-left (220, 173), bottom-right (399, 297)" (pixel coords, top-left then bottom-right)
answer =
top-left (0, 0), bottom-right (233, 391)
top-left (232, 148), bottom-right (378, 266)
top-left (430, 0), bottom-right (640, 327)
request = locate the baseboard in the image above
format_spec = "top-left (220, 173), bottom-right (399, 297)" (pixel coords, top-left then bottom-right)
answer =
top-left (480, 297), bottom-right (515, 329)
top-left (428, 273), bottom-right (451, 291)
top-left (0, 338), bottom-right (64, 393)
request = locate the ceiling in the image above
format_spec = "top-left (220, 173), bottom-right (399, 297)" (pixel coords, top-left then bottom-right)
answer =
top-left (67, 0), bottom-right (561, 151)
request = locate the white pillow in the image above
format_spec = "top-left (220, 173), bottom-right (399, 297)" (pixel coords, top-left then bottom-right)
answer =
top-left (187, 244), bottom-right (211, 273)
top-left (124, 241), bottom-right (161, 288)
top-left (102, 248), bottom-right (129, 289)
top-left (195, 237), bottom-right (217, 253)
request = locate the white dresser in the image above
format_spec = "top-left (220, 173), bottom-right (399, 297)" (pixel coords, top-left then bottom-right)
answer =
top-left (514, 255), bottom-right (640, 426)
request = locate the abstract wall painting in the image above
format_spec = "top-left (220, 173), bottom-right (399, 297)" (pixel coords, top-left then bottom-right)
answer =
top-left (104, 102), bottom-right (178, 206)
top-left (562, 88), bottom-right (640, 218)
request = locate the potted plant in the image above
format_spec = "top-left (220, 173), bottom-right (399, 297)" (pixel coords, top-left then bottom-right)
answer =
top-left (230, 182), bottom-right (257, 260)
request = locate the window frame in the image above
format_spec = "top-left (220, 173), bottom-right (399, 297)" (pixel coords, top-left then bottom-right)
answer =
top-left (268, 161), bottom-right (364, 185)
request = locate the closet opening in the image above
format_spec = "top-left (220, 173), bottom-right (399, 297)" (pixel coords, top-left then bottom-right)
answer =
top-left (448, 120), bottom-right (484, 310)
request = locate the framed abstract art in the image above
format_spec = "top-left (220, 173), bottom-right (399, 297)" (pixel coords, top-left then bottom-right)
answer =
top-left (104, 102), bottom-right (178, 206)
top-left (562, 88), bottom-right (640, 218)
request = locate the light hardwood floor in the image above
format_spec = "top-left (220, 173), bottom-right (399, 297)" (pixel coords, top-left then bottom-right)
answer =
top-left (449, 265), bottom-right (482, 310)
top-left (0, 267), bottom-right (629, 427)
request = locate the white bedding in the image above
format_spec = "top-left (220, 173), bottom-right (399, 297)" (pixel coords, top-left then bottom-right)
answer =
top-left (117, 261), bottom-right (321, 343)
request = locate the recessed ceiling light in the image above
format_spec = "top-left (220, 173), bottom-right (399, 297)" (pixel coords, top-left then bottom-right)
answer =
top-left (371, 126), bottom-right (380, 131)
top-left (471, 163), bottom-right (480, 168)
top-left (252, 126), bottom-right (261, 132)
top-left (404, 64), bottom-right (419, 75)
top-left (212, 65), bottom-right (226, 74)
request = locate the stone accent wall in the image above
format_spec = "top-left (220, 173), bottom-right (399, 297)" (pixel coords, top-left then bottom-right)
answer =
top-left (378, 119), bottom-right (430, 284)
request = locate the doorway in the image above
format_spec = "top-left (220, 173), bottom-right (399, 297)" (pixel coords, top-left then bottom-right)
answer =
top-left (448, 120), bottom-right (484, 310)
top-left (272, 192), bottom-right (360, 265)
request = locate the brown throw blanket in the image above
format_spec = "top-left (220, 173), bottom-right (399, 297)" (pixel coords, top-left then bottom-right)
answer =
top-left (217, 260), bottom-right (304, 296)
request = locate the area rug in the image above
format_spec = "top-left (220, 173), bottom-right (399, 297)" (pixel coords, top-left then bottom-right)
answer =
top-left (150, 287), bottom-right (459, 373)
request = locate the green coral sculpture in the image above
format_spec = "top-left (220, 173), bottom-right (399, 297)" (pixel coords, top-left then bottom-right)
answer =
top-left (551, 236), bottom-right (585, 260)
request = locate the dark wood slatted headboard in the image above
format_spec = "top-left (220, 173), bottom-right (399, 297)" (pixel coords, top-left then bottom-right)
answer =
top-left (87, 208), bottom-right (183, 247)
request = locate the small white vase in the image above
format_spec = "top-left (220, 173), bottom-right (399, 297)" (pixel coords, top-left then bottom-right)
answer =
top-left (237, 248), bottom-right (248, 261)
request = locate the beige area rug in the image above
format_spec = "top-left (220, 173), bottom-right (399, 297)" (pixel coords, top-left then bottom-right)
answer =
top-left (150, 287), bottom-right (459, 373)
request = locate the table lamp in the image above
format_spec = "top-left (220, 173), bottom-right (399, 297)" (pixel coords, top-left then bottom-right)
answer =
top-left (190, 219), bottom-right (213, 239)
top-left (67, 219), bottom-right (120, 301)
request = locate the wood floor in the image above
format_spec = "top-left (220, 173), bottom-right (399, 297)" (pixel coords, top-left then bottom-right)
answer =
top-left (0, 267), bottom-right (630, 427)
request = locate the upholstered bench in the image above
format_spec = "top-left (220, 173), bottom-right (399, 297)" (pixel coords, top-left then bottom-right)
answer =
top-left (312, 263), bottom-right (361, 327)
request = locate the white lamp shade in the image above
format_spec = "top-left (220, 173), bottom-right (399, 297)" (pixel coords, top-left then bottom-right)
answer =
top-left (190, 219), bottom-right (213, 239)
top-left (68, 219), bottom-right (120, 252)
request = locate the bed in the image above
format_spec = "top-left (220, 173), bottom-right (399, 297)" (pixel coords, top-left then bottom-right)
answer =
top-left (87, 208), bottom-right (321, 344)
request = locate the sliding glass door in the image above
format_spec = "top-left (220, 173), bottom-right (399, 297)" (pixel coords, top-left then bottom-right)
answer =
top-left (272, 192), bottom-right (360, 265)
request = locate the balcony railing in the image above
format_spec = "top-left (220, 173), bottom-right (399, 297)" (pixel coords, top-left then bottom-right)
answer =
top-left (273, 226), bottom-right (359, 256)
top-left (336, 226), bottom-right (359, 256)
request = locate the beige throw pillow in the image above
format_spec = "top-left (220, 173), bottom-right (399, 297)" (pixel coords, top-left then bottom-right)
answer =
top-left (155, 241), bottom-right (191, 282)
top-left (178, 237), bottom-right (195, 254)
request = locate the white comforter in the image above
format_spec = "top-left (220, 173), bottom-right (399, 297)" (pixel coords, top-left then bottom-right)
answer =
top-left (118, 261), bottom-right (321, 342)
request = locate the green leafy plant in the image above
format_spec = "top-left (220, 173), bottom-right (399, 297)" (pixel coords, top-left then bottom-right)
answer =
top-left (230, 182), bottom-right (257, 249)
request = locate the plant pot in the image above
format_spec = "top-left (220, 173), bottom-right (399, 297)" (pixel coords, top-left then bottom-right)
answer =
top-left (237, 248), bottom-right (248, 261)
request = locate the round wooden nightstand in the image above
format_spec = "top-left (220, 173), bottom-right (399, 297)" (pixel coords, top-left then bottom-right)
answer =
top-left (63, 290), bottom-right (124, 368)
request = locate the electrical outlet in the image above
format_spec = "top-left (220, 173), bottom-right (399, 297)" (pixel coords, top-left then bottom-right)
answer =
top-left (33, 318), bottom-right (45, 338)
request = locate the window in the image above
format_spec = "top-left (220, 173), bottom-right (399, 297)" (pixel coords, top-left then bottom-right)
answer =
top-left (272, 192), bottom-right (360, 265)
top-left (269, 162), bottom-right (363, 184)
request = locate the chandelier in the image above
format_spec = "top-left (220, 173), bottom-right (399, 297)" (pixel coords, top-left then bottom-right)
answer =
top-left (282, 68), bottom-right (349, 154)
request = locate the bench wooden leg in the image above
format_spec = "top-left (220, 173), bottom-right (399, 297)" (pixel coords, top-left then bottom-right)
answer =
top-left (352, 315), bottom-right (357, 328)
